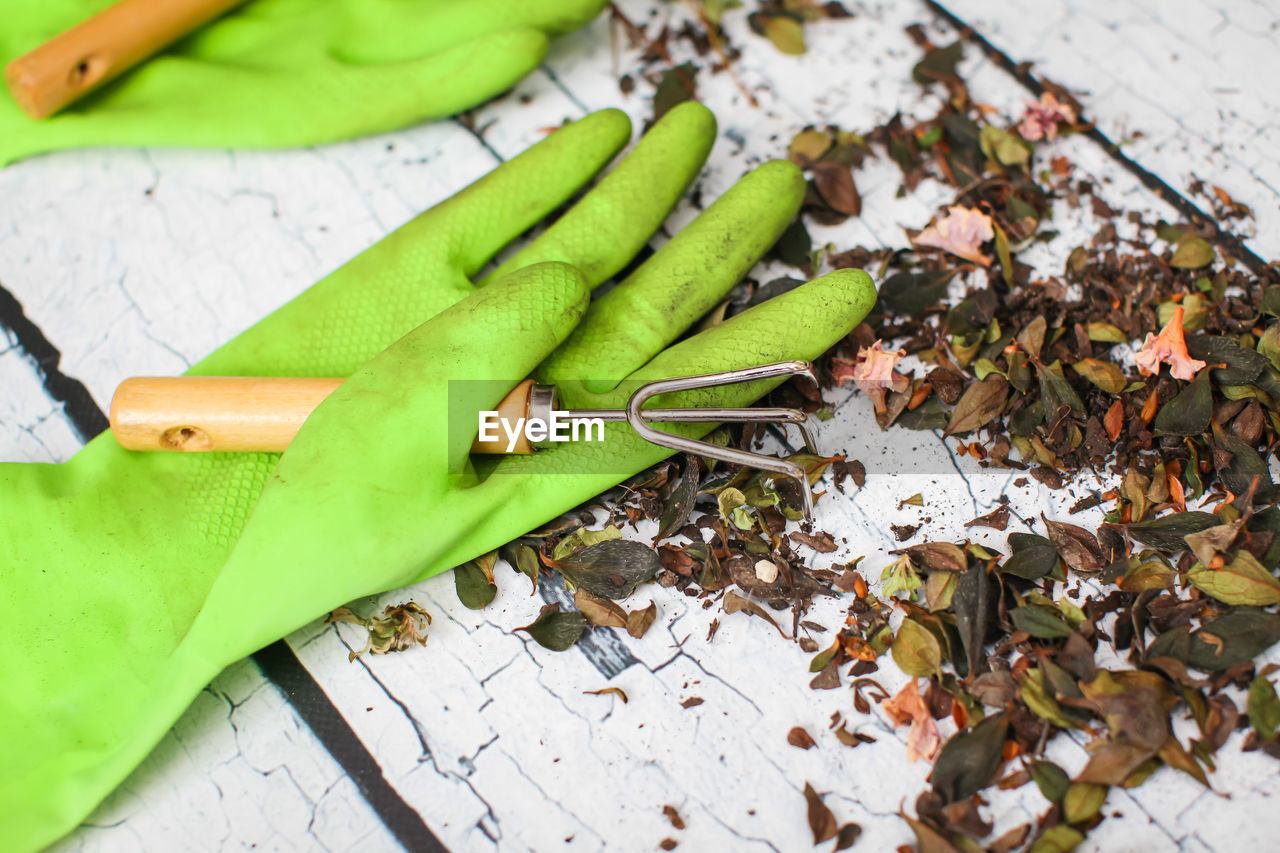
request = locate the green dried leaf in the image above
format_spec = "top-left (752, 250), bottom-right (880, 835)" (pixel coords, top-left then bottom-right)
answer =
top-left (1123, 511), bottom-right (1220, 551)
top-left (980, 125), bottom-right (1031, 167)
top-left (1146, 608), bottom-right (1280, 671)
top-left (892, 618), bottom-right (942, 677)
top-left (1154, 372), bottom-right (1212, 436)
top-left (930, 713), bottom-right (1009, 803)
top-left (788, 128), bottom-right (832, 164)
top-left (516, 604), bottom-right (586, 651)
top-left (1063, 782), bottom-right (1108, 824)
top-left (652, 62), bottom-right (698, 121)
top-left (502, 542), bottom-right (541, 593)
top-left (455, 551), bottom-right (498, 610)
top-left (761, 13), bottom-right (805, 55)
top-left (1031, 760), bottom-right (1070, 803)
top-left (1028, 825), bottom-right (1085, 853)
top-left (1170, 237), bottom-right (1215, 269)
top-left (1011, 604), bottom-right (1073, 639)
top-left (553, 525), bottom-right (621, 561)
top-left (876, 270), bottom-right (955, 315)
top-left (912, 40), bottom-right (963, 84)
top-left (1072, 358), bottom-right (1127, 394)
top-left (657, 458), bottom-right (700, 541)
top-left (1186, 335), bottom-right (1267, 385)
top-left (953, 563), bottom-right (992, 677)
top-left (1188, 551), bottom-right (1280, 606)
top-left (553, 539), bottom-right (662, 600)
top-left (994, 222), bottom-right (1015, 287)
top-left (1036, 360), bottom-right (1085, 417)
top-left (1248, 676), bottom-right (1280, 740)
top-left (1086, 322), bottom-right (1128, 343)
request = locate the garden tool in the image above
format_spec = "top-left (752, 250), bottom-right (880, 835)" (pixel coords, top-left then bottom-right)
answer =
top-left (110, 361), bottom-right (824, 516)
top-left (0, 0), bottom-right (607, 162)
top-left (0, 102), bottom-right (876, 851)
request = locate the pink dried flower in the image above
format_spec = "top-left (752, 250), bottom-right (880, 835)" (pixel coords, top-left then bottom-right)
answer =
top-left (882, 678), bottom-right (941, 762)
top-left (1134, 306), bottom-right (1206, 381)
top-left (1017, 92), bottom-right (1077, 141)
top-left (834, 341), bottom-right (909, 413)
top-left (913, 205), bottom-right (994, 266)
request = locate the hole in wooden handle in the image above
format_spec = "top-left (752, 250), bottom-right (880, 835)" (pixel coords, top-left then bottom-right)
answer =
top-left (161, 425), bottom-right (213, 451)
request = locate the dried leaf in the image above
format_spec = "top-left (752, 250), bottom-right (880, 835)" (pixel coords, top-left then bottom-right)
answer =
top-left (953, 563), bottom-right (992, 677)
top-left (1010, 604), bottom-right (1073, 639)
top-left (574, 588), bottom-right (627, 629)
top-left (761, 14), bottom-right (806, 55)
top-left (584, 687), bottom-right (628, 703)
top-left (724, 591), bottom-right (790, 638)
top-left (877, 270), bottom-right (955, 315)
top-left (892, 618), bottom-right (943, 677)
top-left (1043, 516), bottom-right (1106, 573)
top-left (626, 600), bottom-right (658, 638)
top-left (454, 551), bottom-right (498, 610)
top-left (1188, 551), bottom-right (1280, 606)
top-left (1153, 372), bottom-right (1212, 436)
top-left (1062, 782), bottom-right (1108, 824)
top-left (1248, 676), bottom-right (1280, 741)
top-left (944, 374), bottom-right (1009, 436)
top-left (930, 713), bottom-right (1009, 804)
top-left (803, 782), bottom-right (837, 843)
top-left (656, 458), bottom-right (700, 541)
top-left (810, 161), bottom-right (861, 216)
top-left (1146, 608), bottom-right (1280, 671)
top-left (516, 604), bottom-right (586, 652)
top-left (1170, 237), bottom-right (1215, 269)
top-left (552, 539), bottom-right (661, 599)
top-left (788, 726), bottom-right (818, 750)
top-left (1123, 511), bottom-right (1220, 551)
top-left (1072, 358), bottom-right (1127, 394)
top-left (1030, 760), bottom-right (1070, 803)
top-left (1028, 825), bottom-right (1085, 853)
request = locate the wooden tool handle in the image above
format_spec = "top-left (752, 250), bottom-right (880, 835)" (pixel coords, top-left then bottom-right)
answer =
top-left (5, 0), bottom-right (249, 119)
top-left (110, 376), bottom-right (539, 454)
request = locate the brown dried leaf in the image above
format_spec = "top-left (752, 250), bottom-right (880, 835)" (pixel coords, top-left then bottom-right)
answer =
top-left (803, 782), bottom-right (838, 844)
top-left (1043, 515), bottom-right (1106, 573)
top-left (583, 687), bottom-right (628, 703)
top-left (626, 600), bottom-right (659, 638)
top-left (944, 374), bottom-right (1009, 436)
top-left (788, 726), bottom-right (818, 750)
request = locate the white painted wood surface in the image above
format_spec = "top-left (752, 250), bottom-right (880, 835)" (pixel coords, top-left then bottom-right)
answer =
top-left (2, 1), bottom-right (1278, 851)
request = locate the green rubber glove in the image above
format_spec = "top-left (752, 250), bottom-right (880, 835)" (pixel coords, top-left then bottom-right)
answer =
top-left (0, 0), bottom-right (606, 164)
top-left (0, 102), bottom-right (876, 852)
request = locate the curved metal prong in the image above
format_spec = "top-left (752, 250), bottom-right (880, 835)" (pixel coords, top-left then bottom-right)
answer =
top-left (623, 362), bottom-right (818, 519)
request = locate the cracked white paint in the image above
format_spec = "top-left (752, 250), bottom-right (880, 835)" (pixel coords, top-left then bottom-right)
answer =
top-left (1, 1), bottom-right (1278, 851)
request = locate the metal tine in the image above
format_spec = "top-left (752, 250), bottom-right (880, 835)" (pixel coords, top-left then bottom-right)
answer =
top-left (623, 361), bottom-right (820, 520)
top-left (564, 405), bottom-right (817, 454)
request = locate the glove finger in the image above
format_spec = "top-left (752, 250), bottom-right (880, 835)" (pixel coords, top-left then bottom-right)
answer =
top-left (539, 158), bottom-right (805, 392)
top-left (477, 269), bottom-right (876, 491)
top-left (187, 262), bottom-right (590, 658)
top-left (412, 104), bottom-right (632, 278)
top-left (338, 0), bottom-right (607, 63)
top-left (479, 101), bottom-right (716, 289)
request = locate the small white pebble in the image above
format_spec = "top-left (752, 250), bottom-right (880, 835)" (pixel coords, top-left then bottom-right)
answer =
top-left (754, 559), bottom-right (779, 583)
